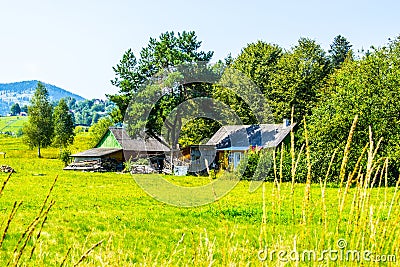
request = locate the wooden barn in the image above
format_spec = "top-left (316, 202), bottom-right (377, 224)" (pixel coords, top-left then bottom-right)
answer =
top-left (67, 127), bottom-right (170, 171)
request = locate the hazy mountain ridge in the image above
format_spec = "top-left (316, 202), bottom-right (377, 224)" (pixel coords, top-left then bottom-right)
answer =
top-left (0, 80), bottom-right (85, 115)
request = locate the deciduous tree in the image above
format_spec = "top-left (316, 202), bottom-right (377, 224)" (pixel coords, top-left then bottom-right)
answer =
top-left (308, 36), bottom-right (400, 183)
top-left (108, 31), bottom-right (214, 122)
top-left (10, 103), bottom-right (21, 116)
top-left (53, 98), bottom-right (75, 151)
top-left (23, 82), bottom-right (54, 157)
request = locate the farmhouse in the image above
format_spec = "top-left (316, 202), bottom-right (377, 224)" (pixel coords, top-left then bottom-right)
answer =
top-left (67, 121), bottom-right (294, 173)
top-left (188, 120), bottom-right (295, 171)
top-left (67, 127), bottom-right (170, 171)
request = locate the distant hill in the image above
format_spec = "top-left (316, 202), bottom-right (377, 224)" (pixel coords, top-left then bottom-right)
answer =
top-left (0, 80), bottom-right (85, 116)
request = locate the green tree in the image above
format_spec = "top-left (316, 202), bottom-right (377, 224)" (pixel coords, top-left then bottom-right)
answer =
top-left (53, 98), bottom-right (75, 151)
top-left (329, 35), bottom-right (353, 69)
top-left (89, 116), bottom-right (114, 147)
top-left (91, 113), bottom-right (101, 124)
top-left (269, 38), bottom-right (331, 122)
top-left (233, 41), bottom-right (283, 94)
top-left (23, 82), bottom-right (54, 158)
top-left (216, 41), bottom-right (282, 124)
top-left (108, 31), bottom-right (214, 121)
top-left (308, 36), bottom-right (400, 184)
top-left (10, 103), bottom-right (21, 116)
top-left (21, 105), bottom-right (28, 113)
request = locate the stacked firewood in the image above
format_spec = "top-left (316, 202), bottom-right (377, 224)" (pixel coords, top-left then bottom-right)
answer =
top-left (0, 165), bottom-right (15, 173)
top-left (64, 158), bottom-right (121, 172)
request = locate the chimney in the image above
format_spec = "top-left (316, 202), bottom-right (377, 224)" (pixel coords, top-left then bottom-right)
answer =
top-left (283, 118), bottom-right (290, 128)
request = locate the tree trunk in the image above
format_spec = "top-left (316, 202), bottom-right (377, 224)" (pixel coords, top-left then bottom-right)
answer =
top-left (38, 145), bottom-right (41, 158)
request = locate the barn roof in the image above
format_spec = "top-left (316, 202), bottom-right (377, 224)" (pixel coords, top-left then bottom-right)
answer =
top-left (207, 123), bottom-right (296, 150)
top-left (71, 148), bottom-right (122, 157)
top-left (105, 127), bottom-right (170, 152)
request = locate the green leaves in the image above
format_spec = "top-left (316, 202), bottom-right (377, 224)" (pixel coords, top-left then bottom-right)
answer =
top-left (109, 31), bottom-right (214, 121)
top-left (232, 38), bottom-right (330, 123)
top-left (329, 35), bottom-right (353, 69)
top-left (23, 82), bottom-right (54, 157)
top-left (53, 98), bottom-right (75, 150)
top-left (308, 38), bottom-right (400, 183)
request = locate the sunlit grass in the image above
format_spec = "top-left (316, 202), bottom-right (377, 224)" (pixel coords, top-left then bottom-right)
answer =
top-left (0, 125), bottom-right (399, 266)
top-left (0, 116), bottom-right (28, 134)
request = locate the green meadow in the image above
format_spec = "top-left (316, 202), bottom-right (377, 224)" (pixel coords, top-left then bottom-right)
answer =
top-left (0, 133), bottom-right (399, 266)
top-left (0, 116), bottom-right (28, 135)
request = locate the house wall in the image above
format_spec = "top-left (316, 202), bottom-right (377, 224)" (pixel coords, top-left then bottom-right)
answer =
top-left (188, 146), bottom-right (217, 173)
top-left (217, 150), bottom-right (246, 170)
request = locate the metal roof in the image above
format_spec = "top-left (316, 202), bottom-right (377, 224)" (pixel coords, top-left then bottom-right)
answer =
top-left (216, 146), bottom-right (253, 151)
top-left (71, 148), bottom-right (122, 157)
top-left (108, 127), bottom-right (170, 152)
top-left (207, 123), bottom-right (296, 149)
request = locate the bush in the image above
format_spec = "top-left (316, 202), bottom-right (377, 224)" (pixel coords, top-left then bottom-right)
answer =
top-left (236, 148), bottom-right (274, 181)
top-left (59, 150), bottom-right (72, 167)
top-left (235, 145), bottom-right (308, 182)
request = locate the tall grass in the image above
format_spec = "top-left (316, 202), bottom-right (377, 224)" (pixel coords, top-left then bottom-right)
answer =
top-left (254, 116), bottom-right (400, 266)
top-left (0, 117), bottom-right (399, 266)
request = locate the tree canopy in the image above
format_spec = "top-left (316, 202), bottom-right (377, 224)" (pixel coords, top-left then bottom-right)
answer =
top-left (108, 31), bottom-right (214, 120)
top-left (308, 37), bottom-right (400, 183)
top-left (329, 35), bottom-right (353, 69)
top-left (53, 98), bottom-right (75, 150)
top-left (107, 31), bottom-right (400, 183)
top-left (23, 82), bottom-right (54, 157)
top-left (10, 103), bottom-right (21, 116)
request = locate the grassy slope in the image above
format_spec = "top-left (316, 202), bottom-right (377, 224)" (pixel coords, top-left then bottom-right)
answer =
top-left (0, 116), bottom-right (28, 134)
top-left (0, 134), bottom-right (399, 266)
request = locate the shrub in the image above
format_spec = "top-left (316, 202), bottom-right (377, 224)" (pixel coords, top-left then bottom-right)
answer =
top-left (59, 150), bottom-right (72, 166)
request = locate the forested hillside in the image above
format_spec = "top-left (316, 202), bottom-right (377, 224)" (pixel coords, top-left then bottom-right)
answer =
top-left (0, 80), bottom-right (85, 115)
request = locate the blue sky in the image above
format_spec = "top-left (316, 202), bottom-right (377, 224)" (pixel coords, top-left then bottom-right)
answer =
top-left (0, 0), bottom-right (399, 99)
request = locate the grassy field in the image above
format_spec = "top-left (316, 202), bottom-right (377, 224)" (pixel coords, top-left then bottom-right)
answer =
top-left (0, 116), bottom-right (28, 135)
top-left (0, 133), bottom-right (399, 266)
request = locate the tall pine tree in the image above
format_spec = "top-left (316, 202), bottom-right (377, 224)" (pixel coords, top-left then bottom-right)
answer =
top-left (329, 35), bottom-right (353, 68)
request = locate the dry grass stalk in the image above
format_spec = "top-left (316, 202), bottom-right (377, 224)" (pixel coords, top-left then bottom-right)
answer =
top-left (9, 200), bottom-right (55, 266)
top-left (73, 239), bottom-right (104, 267)
top-left (39, 175), bottom-right (58, 216)
top-left (338, 144), bottom-right (368, 209)
top-left (0, 201), bottom-right (23, 248)
top-left (271, 150), bottom-right (278, 231)
top-left (6, 176), bottom-right (58, 266)
top-left (259, 182), bottom-right (267, 249)
top-left (387, 175), bottom-right (400, 219)
top-left (338, 115), bottom-right (359, 198)
top-left (0, 172), bottom-right (12, 197)
top-left (277, 143), bottom-right (284, 218)
top-left (29, 215), bottom-right (48, 259)
top-left (289, 107), bottom-right (296, 224)
top-left (336, 144), bottom-right (368, 235)
top-left (302, 118), bottom-right (312, 226)
top-left (291, 144), bottom-right (304, 226)
top-left (166, 233), bottom-right (186, 266)
top-left (320, 149), bottom-right (337, 237)
top-left (59, 247), bottom-right (72, 267)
